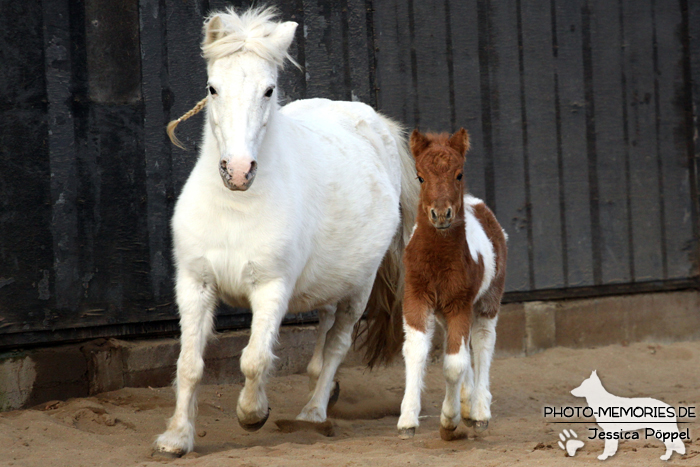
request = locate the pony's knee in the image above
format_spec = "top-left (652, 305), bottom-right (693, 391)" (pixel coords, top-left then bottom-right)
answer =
top-left (177, 355), bottom-right (205, 385)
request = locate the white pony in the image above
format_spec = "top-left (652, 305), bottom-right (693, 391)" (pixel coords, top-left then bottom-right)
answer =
top-left (154, 7), bottom-right (419, 456)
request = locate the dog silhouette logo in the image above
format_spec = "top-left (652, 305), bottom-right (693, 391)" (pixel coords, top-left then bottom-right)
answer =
top-left (570, 370), bottom-right (686, 461)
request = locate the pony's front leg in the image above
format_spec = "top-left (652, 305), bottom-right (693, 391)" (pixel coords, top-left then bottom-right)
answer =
top-left (437, 308), bottom-right (471, 440)
top-left (236, 280), bottom-right (291, 431)
top-left (306, 304), bottom-right (336, 392)
top-left (469, 314), bottom-right (497, 433)
top-left (397, 298), bottom-right (435, 439)
top-left (155, 267), bottom-right (217, 456)
top-left (297, 291), bottom-right (367, 422)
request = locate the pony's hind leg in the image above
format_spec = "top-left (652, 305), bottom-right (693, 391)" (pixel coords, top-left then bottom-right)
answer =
top-left (469, 314), bottom-right (498, 432)
top-left (155, 264), bottom-right (217, 456)
top-left (397, 300), bottom-right (435, 439)
top-left (297, 289), bottom-right (369, 423)
top-left (459, 344), bottom-right (475, 423)
top-left (306, 304), bottom-right (336, 392)
top-left (237, 280), bottom-right (291, 431)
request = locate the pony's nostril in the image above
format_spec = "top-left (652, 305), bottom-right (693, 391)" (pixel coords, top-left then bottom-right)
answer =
top-left (220, 159), bottom-right (227, 170)
top-left (250, 160), bottom-right (257, 172)
top-left (446, 208), bottom-right (452, 219)
top-left (430, 209), bottom-right (437, 220)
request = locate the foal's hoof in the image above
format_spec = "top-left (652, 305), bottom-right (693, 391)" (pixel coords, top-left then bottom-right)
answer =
top-left (327, 381), bottom-right (340, 410)
top-left (474, 420), bottom-right (489, 433)
top-left (464, 418), bottom-right (476, 427)
top-left (238, 408), bottom-right (271, 432)
top-left (398, 427), bottom-right (415, 439)
top-left (151, 448), bottom-right (184, 459)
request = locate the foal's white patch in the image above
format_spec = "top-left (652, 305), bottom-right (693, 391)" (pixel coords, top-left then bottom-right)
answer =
top-left (463, 195), bottom-right (496, 302)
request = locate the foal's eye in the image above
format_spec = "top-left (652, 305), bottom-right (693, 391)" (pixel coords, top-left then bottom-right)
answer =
top-left (457, 173), bottom-right (463, 181)
top-left (264, 86), bottom-right (275, 98)
top-left (208, 86), bottom-right (218, 96)
top-left (417, 176), bottom-right (424, 184)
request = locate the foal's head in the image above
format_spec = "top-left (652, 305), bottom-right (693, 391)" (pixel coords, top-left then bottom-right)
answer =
top-left (410, 129), bottom-right (470, 230)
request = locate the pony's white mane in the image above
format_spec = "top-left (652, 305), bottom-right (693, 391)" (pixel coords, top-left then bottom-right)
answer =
top-left (201, 6), bottom-right (298, 68)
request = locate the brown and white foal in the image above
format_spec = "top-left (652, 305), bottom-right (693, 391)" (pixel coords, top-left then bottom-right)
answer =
top-left (397, 129), bottom-right (507, 440)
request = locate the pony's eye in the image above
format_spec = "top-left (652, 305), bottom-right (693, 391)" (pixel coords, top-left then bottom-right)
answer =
top-left (417, 176), bottom-right (424, 184)
top-left (208, 86), bottom-right (217, 96)
top-left (264, 86), bottom-right (275, 98)
top-left (457, 173), bottom-right (463, 181)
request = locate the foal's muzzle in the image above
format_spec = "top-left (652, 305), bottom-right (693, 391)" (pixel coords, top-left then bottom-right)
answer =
top-left (219, 158), bottom-right (258, 191)
top-left (430, 206), bottom-right (453, 230)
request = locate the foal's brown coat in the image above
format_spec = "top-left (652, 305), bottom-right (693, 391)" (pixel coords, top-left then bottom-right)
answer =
top-left (403, 129), bottom-right (507, 354)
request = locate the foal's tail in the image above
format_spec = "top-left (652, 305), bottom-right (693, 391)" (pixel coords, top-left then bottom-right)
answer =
top-left (355, 115), bottom-right (420, 368)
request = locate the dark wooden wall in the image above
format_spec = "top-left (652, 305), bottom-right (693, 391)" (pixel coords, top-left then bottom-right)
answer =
top-left (1, 0), bottom-right (698, 348)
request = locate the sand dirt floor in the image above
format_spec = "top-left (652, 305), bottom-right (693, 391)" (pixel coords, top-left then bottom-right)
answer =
top-left (1, 341), bottom-right (699, 466)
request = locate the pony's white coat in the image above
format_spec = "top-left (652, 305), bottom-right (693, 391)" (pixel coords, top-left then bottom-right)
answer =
top-left (464, 195), bottom-right (496, 303)
top-left (155, 7), bottom-right (417, 455)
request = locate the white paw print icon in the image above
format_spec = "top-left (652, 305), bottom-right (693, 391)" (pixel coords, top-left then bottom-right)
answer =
top-left (558, 429), bottom-right (585, 456)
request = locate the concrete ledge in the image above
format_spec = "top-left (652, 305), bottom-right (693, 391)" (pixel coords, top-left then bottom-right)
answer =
top-left (2, 290), bottom-right (699, 412)
top-left (1, 326), bottom-right (318, 412)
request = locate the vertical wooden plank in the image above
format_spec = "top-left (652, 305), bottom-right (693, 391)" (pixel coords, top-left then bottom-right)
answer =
top-left (687, 0), bottom-right (700, 274)
top-left (520, 0), bottom-right (565, 289)
top-left (621, 0), bottom-right (664, 282)
top-left (554, 0), bottom-right (594, 287)
top-left (373, 0), bottom-right (416, 125)
top-left (303, 0), bottom-right (348, 100)
top-left (346, 0), bottom-right (372, 104)
top-left (589, 0), bottom-right (632, 284)
top-left (165, 0), bottom-right (208, 196)
top-left (653, 0), bottom-right (696, 279)
top-left (448, 0), bottom-right (485, 200)
top-left (411, 0), bottom-right (450, 130)
top-left (43, 0), bottom-right (82, 310)
top-left (486, 0), bottom-right (531, 292)
top-left (140, 0), bottom-right (175, 302)
top-left (276, 0), bottom-right (307, 103)
top-left (0, 0), bottom-right (54, 334)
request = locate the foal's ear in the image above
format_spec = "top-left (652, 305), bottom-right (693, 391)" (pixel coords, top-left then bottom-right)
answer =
top-left (448, 128), bottom-right (470, 157)
top-left (409, 129), bottom-right (430, 158)
top-left (203, 15), bottom-right (224, 46)
top-left (270, 21), bottom-right (298, 54)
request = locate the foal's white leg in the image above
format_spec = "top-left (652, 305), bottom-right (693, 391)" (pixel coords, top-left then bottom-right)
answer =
top-left (470, 315), bottom-right (497, 430)
top-left (297, 289), bottom-right (369, 422)
top-left (441, 339), bottom-right (469, 432)
top-left (306, 304), bottom-right (336, 391)
top-left (155, 267), bottom-right (217, 455)
top-left (397, 314), bottom-right (435, 437)
top-left (459, 338), bottom-right (475, 422)
top-left (236, 280), bottom-right (291, 430)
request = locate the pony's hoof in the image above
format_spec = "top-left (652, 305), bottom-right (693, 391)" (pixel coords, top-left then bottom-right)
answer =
top-left (398, 427), bottom-right (415, 439)
top-left (440, 426), bottom-right (466, 441)
top-left (474, 420), bottom-right (489, 433)
top-left (151, 448), bottom-right (184, 459)
top-left (238, 408), bottom-right (271, 432)
top-left (463, 418), bottom-right (476, 427)
top-left (327, 381), bottom-right (340, 410)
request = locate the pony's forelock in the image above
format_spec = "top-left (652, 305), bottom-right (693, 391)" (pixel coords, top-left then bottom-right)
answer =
top-left (201, 6), bottom-right (299, 69)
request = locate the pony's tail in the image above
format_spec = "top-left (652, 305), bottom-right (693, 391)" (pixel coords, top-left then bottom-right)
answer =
top-left (167, 97), bottom-right (208, 149)
top-left (354, 115), bottom-right (420, 368)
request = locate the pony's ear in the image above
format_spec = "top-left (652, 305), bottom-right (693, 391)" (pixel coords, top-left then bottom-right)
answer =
top-left (448, 128), bottom-right (470, 157)
top-left (203, 15), bottom-right (224, 46)
top-left (410, 129), bottom-right (430, 158)
top-left (270, 21), bottom-right (298, 54)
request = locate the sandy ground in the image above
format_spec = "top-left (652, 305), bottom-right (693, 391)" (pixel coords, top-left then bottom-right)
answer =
top-left (1, 340), bottom-right (699, 467)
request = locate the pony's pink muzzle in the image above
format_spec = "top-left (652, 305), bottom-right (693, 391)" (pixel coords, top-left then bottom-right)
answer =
top-left (220, 157), bottom-right (258, 191)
